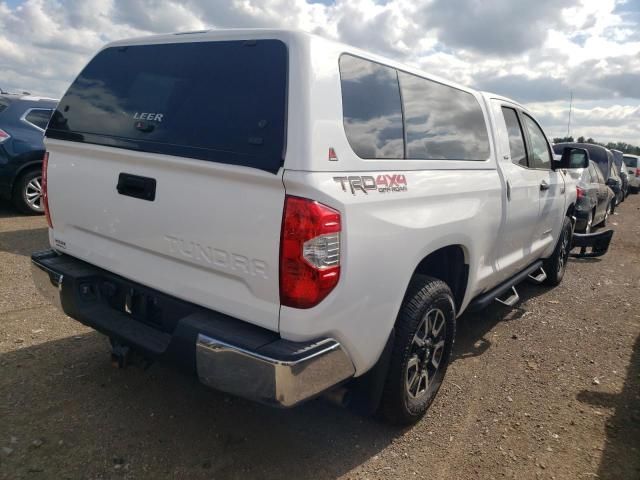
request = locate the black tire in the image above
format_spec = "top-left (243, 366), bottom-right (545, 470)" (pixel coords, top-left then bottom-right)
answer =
top-left (543, 216), bottom-right (571, 286)
top-left (631, 186), bottom-right (639, 194)
top-left (378, 276), bottom-right (456, 425)
top-left (601, 201), bottom-right (613, 227)
top-left (12, 169), bottom-right (44, 215)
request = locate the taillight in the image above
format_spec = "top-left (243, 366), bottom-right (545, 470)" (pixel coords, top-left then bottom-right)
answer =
top-left (42, 152), bottom-right (52, 228)
top-left (636, 168), bottom-right (640, 177)
top-left (280, 196), bottom-right (341, 309)
top-left (0, 128), bottom-right (10, 143)
top-left (576, 186), bottom-right (585, 200)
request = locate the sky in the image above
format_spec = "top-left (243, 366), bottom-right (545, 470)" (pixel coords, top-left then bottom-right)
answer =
top-left (0, 0), bottom-right (639, 144)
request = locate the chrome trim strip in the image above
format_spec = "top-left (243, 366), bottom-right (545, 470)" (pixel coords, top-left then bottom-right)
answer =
top-left (196, 334), bottom-right (355, 407)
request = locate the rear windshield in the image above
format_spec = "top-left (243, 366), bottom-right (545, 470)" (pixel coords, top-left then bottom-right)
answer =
top-left (47, 40), bottom-right (288, 174)
top-left (624, 156), bottom-right (638, 168)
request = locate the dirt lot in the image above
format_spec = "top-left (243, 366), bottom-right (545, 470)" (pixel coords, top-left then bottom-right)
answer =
top-left (0, 197), bottom-right (638, 480)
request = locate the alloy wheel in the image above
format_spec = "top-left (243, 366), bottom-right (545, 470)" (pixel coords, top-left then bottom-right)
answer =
top-left (406, 308), bottom-right (446, 400)
top-left (558, 226), bottom-right (570, 274)
top-left (24, 175), bottom-right (44, 212)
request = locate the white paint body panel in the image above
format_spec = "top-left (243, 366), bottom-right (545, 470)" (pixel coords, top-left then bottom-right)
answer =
top-left (45, 29), bottom-right (575, 376)
top-left (46, 139), bottom-right (285, 331)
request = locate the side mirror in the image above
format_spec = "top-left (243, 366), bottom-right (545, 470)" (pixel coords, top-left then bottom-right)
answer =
top-left (606, 177), bottom-right (616, 187)
top-left (556, 147), bottom-right (589, 169)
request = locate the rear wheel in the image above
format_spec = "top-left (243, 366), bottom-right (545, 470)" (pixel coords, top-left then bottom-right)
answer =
top-left (601, 201), bottom-right (612, 227)
top-left (543, 216), bottom-right (571, 286)
top-left (379, 276), bottom-right (456, 425)
top-left (578, 211), bottom-right (593, 256)
top-left (12, 169), bottom-right (44, 215)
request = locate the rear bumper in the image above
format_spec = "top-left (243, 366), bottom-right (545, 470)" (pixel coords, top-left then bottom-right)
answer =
top-left (570, 229), bottom-right (614, 258)
top-left (31, 250), bottom-right (355, 407)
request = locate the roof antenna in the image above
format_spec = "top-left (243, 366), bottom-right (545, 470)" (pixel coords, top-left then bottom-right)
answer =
top-left (566, 90), bottom-right (573, 138)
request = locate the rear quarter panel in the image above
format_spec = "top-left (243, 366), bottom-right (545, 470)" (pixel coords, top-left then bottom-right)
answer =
top-left (280, 168), bottom-right (502, 374)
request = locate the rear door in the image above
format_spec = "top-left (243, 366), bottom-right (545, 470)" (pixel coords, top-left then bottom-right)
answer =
top-left (491, 100), bottom-right (540, 279)
top-left (591, 162), bottom-right (608, 222)
top-left (45, 39), bottom-right (289, 331)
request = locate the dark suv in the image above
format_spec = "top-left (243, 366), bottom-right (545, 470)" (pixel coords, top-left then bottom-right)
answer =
top-left (0, 93), bottom-right (58, 213)
top-left (554, 142), bottom-right (622, 210)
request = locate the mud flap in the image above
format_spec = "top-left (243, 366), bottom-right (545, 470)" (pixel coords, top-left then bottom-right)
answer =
top-left (570, 230), bottom-right (614, 258)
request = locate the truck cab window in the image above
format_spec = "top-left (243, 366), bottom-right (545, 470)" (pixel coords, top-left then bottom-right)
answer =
top-left (501, 107), bottom-right (527, 167)
top-left (522, 114), bottom-right (551, 170)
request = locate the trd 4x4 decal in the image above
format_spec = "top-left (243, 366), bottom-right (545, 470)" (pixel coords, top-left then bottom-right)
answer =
top-left (333, 174), bottom-right (408, 195)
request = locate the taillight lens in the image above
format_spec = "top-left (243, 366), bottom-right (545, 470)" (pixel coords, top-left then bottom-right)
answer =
top-left (0, 128), bottom-right (10, 143)
top-left (280, 196), bottom-right (341, 309)
top-left (636, 168), bottom-right (640, 177)
top-left (576, 186), bottom-right (585, 200)
top-left (42, 152), bottom-right (52, 228)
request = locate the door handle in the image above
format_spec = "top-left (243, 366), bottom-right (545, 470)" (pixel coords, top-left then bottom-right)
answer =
top-left (539, 180), bottom-right (550, 191)
top-left (117, 173), bottom-right (157, 201)
top-left (506, 180), bottom-right (511, 201)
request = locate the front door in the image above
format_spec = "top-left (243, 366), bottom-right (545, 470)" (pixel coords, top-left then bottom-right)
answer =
top-left (520, 113), bottom-right (566, 257)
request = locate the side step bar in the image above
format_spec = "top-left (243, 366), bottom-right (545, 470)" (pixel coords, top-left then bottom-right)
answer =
top-left (527, 267), bottom-right (547, 284)
top-left (495, 286), bottom-right (520, 307)
top-left (467, 260), bottom-right (543, 312)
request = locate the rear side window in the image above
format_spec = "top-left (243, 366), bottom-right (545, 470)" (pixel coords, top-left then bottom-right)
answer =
top-left (47, 40), bottom-right (288, 174)
top-left (24, 108), bottom-right (53, 130)
top-left (624, 156), bottom-right (637, 168)
top-left (339, 55), bottom-right (404, 159)
top-left (522, 114), bottom-right (551, 170)
top-left (399, 71), bottom-right (490, 160)
top-left (594, 163), bottom-right (605, 183)
top-left (339, 55), bottom-right (490, 161)
top-left (501, 107), bottom-right (527, 167)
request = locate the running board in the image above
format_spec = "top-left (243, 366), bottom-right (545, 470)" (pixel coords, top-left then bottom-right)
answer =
top-left (495, 286), bottom-right (520, 307)
top-left (527, 267), bottom-right (547, 284)
top-left (467, 260), bottom-right (543, 312)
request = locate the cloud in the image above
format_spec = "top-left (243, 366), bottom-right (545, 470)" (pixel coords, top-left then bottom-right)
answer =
top-left (529, 101), bottom-right (640, 144)
top-left (0, 0), bottom-right (638, 144)
top-left (421, 0), bottom-right (578, 55)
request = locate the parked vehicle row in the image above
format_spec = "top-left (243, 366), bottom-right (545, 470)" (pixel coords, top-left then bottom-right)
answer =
top-left (553, 142), bottom-right (640, 233)
top-left (0, 93), bottom-right (57, 213)
top-left (29, 30), bottom-right (614, 425)
top-left (623, 154), bottom-right (640, 193)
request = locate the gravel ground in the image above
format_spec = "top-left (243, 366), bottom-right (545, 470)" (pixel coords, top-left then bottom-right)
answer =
top-left (0, 196), bottom-right (638, 480)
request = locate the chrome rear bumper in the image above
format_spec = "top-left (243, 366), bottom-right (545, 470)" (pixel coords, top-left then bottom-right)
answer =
top-left (196, 335), bottom-right (355, 407)
top-left (31, 250), bottom-right (355, 408)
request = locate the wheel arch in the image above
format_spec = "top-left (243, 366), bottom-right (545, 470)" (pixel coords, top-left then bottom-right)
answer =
top-left (10, 160), bottom-right (43, 193)
top-left (409, 245), bottom-right (469, 312)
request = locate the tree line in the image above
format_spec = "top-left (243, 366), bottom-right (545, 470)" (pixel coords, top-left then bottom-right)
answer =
top-left (552, 136), bottom-right (640, 155)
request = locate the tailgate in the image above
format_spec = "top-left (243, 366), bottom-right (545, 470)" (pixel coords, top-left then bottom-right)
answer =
top-left (43, 38), bottom-right (289, 331)
top-left (46, 141), bottom-right (284, 330)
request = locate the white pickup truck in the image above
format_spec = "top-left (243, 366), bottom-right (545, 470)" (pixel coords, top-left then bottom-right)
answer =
top-left (31, 30), bottom-right (612, 425)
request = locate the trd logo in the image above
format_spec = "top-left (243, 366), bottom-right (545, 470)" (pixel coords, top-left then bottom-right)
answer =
top-left (333, 174), bottom-right (408, 195)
